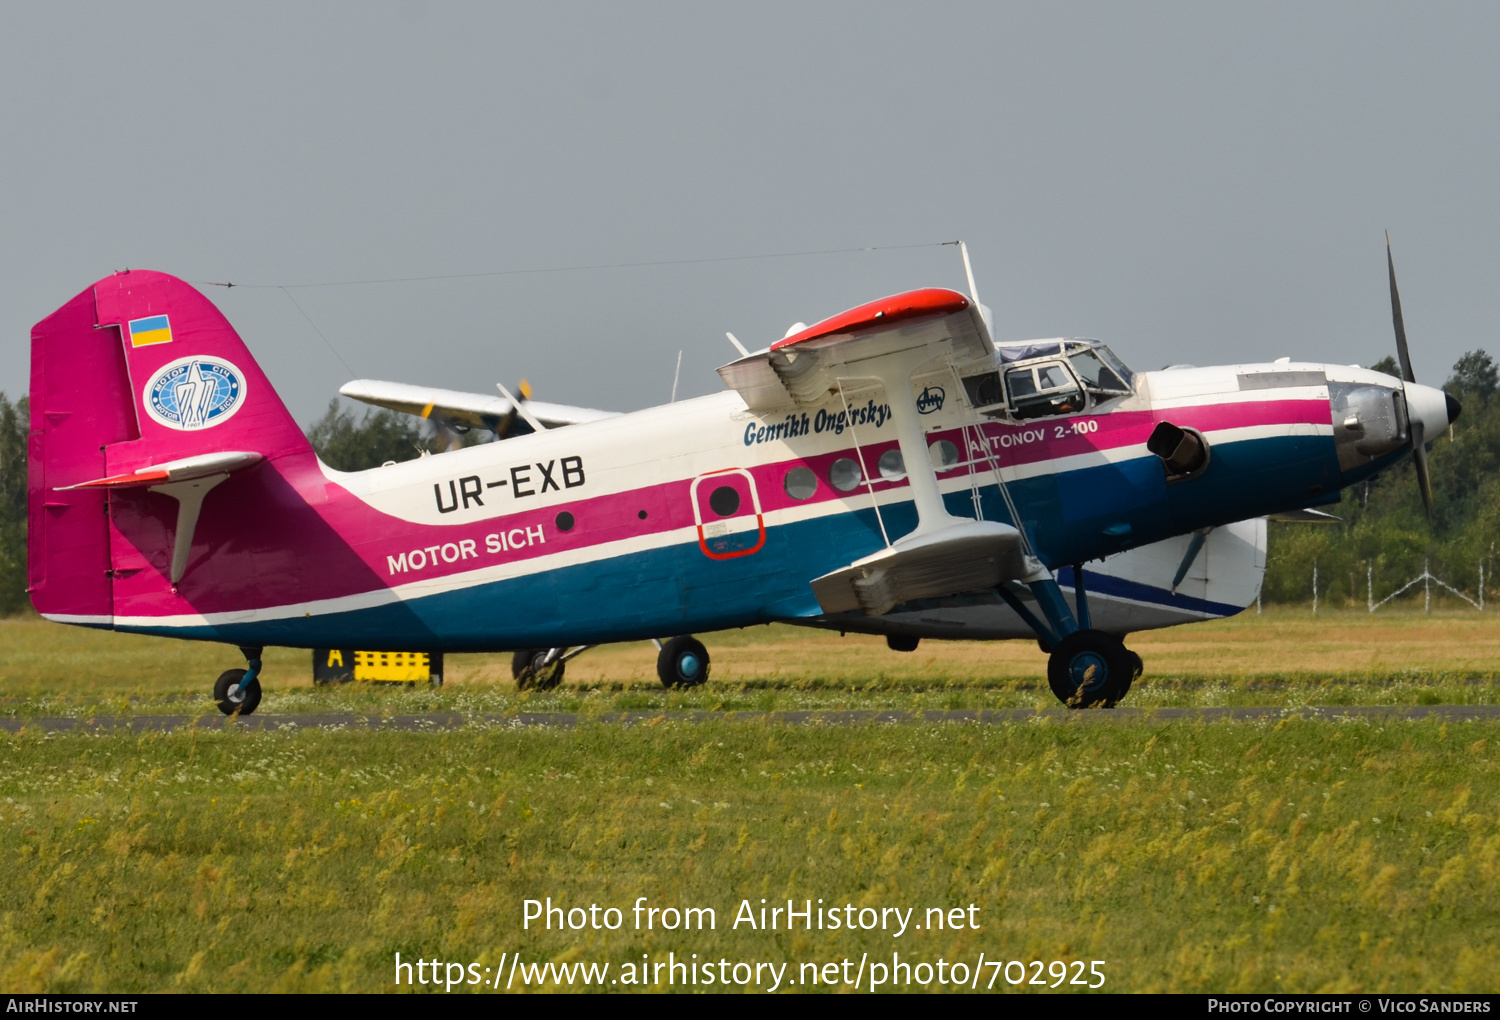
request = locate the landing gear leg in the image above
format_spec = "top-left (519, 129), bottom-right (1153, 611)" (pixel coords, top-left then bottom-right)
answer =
top-left (214, 645), bottom-right (264, 716)
top-left (999, 569), bottom-right (1140, 708)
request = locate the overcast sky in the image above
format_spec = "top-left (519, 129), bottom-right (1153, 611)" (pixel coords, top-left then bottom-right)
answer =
top-left (3, 2), bottom-right (1497, 423)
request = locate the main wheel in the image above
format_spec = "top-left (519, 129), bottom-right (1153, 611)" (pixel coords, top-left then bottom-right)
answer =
top-left (886, 634), bottom-right (920, 653)
top-left (213, 668), bottom-right (262, 716)
top-left (512, 649), bottom-right (564, 690)
top-left (657, 636), bottom-right (710, 688)
top-left (1123, 649), bottom-right (1143, 695)
top-left (1046, 630), bottom-right (1131, 708)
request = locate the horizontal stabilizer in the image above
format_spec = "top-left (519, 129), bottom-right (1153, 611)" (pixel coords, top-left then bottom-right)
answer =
top-left (810, 519), bottom-right (1027, 616)
top-left (340, 379), bottom-right (617, 433)
top-left (59, 451), bottom-right (263, 490)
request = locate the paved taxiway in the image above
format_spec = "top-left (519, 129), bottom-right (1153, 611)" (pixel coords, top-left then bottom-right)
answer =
top-left (4, 704), bottom-right (1500, 733)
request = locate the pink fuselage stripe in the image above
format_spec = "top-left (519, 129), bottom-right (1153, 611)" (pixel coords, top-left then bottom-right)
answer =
top-left (108, 395), bottom-right (1329, 620)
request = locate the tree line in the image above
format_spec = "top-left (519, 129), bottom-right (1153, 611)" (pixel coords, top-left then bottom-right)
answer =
top-left (0, 356), bottom-right (1495, 615)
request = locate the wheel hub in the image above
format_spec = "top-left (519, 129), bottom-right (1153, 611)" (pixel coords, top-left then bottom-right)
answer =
top-left (1068, 651), bottom-right (1108, 691)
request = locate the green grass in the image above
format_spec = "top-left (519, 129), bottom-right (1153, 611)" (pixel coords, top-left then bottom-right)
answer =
top-left (2, 718), bottom-right (1498, 992)
top-left (3, 610), bottom-right (1499, 993)
top-left (2, 608), bottom-right (1499, 719)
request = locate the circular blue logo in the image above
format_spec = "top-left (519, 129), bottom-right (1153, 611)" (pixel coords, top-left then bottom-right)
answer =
top-left (143, 356), bottom-right (248, 431)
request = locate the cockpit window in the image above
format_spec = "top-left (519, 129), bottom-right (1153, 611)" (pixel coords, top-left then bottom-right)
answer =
top-left (968, 339), bottom-right (1135, 420)
top-left (1006, 361), bottom-right (1085, 420)
top-left (1037, 364), bottom-right (1073, 390)
top-left (1068, 349), bottom-right (1130, 394)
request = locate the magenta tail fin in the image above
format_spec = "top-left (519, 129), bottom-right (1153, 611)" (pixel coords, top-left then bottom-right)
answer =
top-left (29, 271), bottom-right (314, 619)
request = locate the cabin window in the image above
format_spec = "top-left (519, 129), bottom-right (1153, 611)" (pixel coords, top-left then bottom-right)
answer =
top-left (783, 466), bottom-right (817, 500)
top-left (828, 457), bottom-right (862, 493)
top-left (877, 449), bottom-right (905, 481)
top-left (929, 439), bottom-right (960, 469)
top-left (708, 486), bottom-right (741, 516)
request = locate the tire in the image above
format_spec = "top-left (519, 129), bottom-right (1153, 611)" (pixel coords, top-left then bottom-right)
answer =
top-left (1124, 648), bottom-right (1143, 688)
top-left (885, 634), bottom-right (920, 653)
top-left (213, 668), bottom-right (262, 716)
top-left (657, 636), bottom-right (710, 689)
top-left (1046, 630), bottom-right (1131, 709)
top-left (512, 649), bottom-right (564, 690)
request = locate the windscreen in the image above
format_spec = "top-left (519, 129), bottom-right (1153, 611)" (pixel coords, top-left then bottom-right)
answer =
top-left (1067, 342), bottom-right (1133, 395)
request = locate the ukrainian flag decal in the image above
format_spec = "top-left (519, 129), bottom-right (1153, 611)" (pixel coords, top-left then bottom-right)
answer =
top-left (128, 314), bottom-right (173, 347)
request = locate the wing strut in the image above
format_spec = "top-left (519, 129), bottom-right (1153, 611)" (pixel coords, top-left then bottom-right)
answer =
top-left (152, 476), bottom-right (230, 584)
top-left (837, 381), bottom-right (891, 548)
top-left (809, 344), bottom-right (1042, 615)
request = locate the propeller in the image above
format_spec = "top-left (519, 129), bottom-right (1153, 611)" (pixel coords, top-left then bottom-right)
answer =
top-left (1385, 233), bottom-right (1434, 522)
top-left (416, 378), bottom-right (538, 450)
top-left (417, 400), bottom-right (467, 453)
top-left (495, 379), bottom-right (546, 436)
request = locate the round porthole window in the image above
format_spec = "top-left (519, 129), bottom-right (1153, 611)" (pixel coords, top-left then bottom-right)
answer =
top-left (929, 439), bottom-right (960, 469)
top-left (555, 511), bottom-right (575, 532)
top-left (828, 457), bottom-right (862, 493)
top-left (783, 466), bottom-right (817, 500)
top-left (877, 448), bottom-right (905, 481)
top-left (708, 485), bottom-right (741, 516)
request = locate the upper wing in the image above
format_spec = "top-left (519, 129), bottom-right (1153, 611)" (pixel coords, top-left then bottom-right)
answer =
top-left (717, 287), bottom-right (992, 411)
top-left (339, 379), bottom-right (619, 433)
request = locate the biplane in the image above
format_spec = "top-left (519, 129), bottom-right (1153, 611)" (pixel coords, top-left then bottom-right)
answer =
top-left (26, 246), bottom-right (1457, 711)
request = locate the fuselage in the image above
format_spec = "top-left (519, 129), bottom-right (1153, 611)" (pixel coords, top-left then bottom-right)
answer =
top-left (90, 355), bottom-right (1435, 651)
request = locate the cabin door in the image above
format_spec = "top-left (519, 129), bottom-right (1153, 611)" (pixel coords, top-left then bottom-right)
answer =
top-left (689, 468), bottom-right (765, 559)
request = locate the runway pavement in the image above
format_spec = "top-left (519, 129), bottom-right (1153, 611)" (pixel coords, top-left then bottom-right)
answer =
top-left (4, 704), bottom-right (1500, 733)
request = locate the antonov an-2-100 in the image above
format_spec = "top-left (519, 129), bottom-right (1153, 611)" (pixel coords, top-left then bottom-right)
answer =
top-left (25, 245), bottom-right (1458, 712)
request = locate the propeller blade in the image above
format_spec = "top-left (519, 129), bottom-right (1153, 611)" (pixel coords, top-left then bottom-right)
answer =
top-left (490, 380), bottom-right (538, 440)
top-left (420, 413), bottom-right (464, 453)
top-left (497, 380), bottom-right (546, 433)
top-left (1411, 421), bottom-right (1434, 523)
top-left (1386, 232), bottom-right (1416, 384)
top-left (1386, 233), bottom-right (1434, 524)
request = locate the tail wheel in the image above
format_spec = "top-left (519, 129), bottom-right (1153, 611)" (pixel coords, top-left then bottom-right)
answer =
top-left (512, 649), bottom-right (564, 690)
top-left (886, 634), bottom-right (920, 652)
top-left (1047, 630), bottom-right (1131, 709)
top-left (657, 636), bottom-right (710, 689)
top-left (213, 668), bottom-right (262, 716)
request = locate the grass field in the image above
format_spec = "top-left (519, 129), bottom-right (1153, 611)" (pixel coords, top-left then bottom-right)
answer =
top-left (2, 607), bottom-right (1499, 717)
top-left (2, 610), bottom-right (1499, 993)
